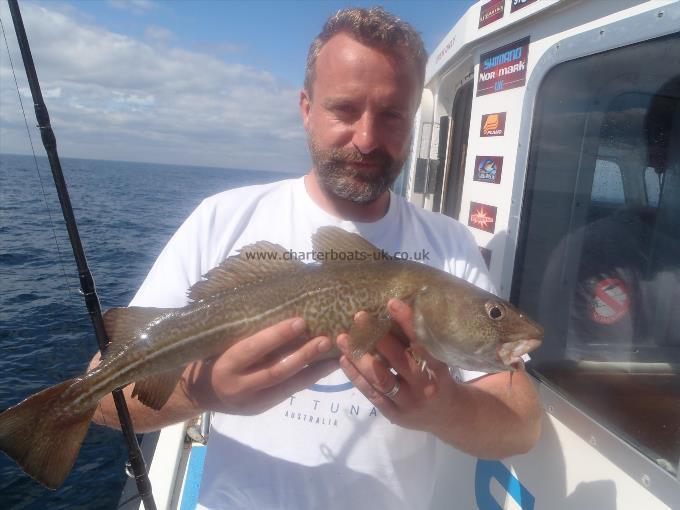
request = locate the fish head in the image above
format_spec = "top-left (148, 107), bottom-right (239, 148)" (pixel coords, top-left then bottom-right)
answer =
top-left (411, 283), bottom-right (543, 373)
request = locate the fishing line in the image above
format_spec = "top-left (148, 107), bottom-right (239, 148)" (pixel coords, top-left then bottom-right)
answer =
top-left (0, 13), bottom-right (77, 305)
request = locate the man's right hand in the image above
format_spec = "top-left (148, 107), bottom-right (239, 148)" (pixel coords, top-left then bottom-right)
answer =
top-left (182, 318), bottom-right (337, 415)
top-left (90, 318), bottom-right (338, 432)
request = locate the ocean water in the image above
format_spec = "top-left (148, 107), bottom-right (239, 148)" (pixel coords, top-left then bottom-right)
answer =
top-left (0, 153), bottom-right (295, 509)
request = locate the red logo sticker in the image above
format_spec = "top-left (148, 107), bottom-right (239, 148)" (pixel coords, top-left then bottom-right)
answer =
top-left (477, 36), bottom-right (530, 96)
top-left (468, 202), bottom-right (497, 233)
top-left (590, 278), bottom-right (630, 324)
top-left (479, 0), bottom-right (505, 28)
top-left (481, 112), bottom-right (506, 137)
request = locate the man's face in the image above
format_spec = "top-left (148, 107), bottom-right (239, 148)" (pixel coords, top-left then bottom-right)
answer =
top-left (300, 33), bottom-right (421, 204)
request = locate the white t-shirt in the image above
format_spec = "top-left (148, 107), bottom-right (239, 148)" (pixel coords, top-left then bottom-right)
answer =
top-left (131, 177), bottom-right (493, 510)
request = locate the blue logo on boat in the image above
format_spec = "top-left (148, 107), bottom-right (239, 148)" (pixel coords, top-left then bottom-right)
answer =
top-left (478, 159), bottom-right (497, 181)
top-left (475, 459), bottom-right (535, 509)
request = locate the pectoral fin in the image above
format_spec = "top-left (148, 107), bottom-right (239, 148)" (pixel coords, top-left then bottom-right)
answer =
top-left (131, 366), bottom-right (186, 410)
top-left (102, 307), bottom-right (173, 362)
top-left (347, 312), bottom-right (393, 359)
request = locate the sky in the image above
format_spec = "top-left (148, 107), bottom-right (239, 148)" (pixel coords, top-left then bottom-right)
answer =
top-left (0, 0), bottom-right (477, 173)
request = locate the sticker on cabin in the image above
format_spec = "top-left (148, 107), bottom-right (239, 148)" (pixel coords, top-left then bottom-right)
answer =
top-left (479, 247), bottom-right (492, 269)
top-left (477, 36), bottom-right (530, 96)
top-left (479, 0), bottom-right (504, 28)
top-left (474, 156), bottom-right (503, 184)
top-left (511, 0), bottom-right (539, 13)
top-left (590, 278), bottom-right (630, 325)
top-left (480, 112), bottom-right (506, 137)
top-left (468, 202), bottom-right (497, 233)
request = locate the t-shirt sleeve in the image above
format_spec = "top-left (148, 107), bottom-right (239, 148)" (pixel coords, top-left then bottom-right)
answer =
top-left (130, 201), bottom-right (209, 308)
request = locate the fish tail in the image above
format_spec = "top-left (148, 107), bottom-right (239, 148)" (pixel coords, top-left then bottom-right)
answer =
top-left (0, 377), bottom-right (96, 489)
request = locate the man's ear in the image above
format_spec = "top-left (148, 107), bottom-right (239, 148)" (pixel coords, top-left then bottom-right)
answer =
top-left (299, 89), bottom-right (311, 131)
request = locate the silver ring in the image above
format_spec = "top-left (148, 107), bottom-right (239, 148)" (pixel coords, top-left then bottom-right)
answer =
top-left (383, 380), bottom-right (400, 399)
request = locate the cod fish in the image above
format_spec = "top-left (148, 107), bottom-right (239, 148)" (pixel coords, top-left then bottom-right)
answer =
top-left (0, 227), bottom-right (542, 489)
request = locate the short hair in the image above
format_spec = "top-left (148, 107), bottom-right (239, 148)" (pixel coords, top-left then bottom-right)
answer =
top-left (304, 7), bottom-right (427, 97)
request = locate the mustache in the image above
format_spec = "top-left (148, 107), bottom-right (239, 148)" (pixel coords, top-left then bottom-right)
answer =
top-left (327, 147), bottom-right (392, 166)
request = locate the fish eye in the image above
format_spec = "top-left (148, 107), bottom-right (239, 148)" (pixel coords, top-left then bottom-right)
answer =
top-left (485, 302), bottom-right (505, 320)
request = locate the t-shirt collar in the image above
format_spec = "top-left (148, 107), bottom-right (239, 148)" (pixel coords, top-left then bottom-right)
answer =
top-left (296, 175), bottom-right (398, 237)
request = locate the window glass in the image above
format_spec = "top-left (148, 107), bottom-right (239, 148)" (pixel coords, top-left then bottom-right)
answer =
top-left (643, 166), bottom-right (662, 207)
top-left (591, 160), bottom-right (624, 204)
top-left (442, 81), bottom-right (473, 219)
top-left (512, 33), bottom-right (680, 477)
top-left (392, 152), bottom-right (410, 197)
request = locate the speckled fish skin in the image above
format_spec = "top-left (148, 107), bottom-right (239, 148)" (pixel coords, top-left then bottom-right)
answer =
top-left (0, 228), bottom-right (543, 489)
top-left (89, 257), bottom-right (542, 402)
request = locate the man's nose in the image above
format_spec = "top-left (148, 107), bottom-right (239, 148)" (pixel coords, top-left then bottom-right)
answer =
top-left (352, 112), bottom-right (379, 155)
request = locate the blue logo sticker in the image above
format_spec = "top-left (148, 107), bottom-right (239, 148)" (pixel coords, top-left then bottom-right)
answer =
top-left (475, 459), bottom-right (535, 509)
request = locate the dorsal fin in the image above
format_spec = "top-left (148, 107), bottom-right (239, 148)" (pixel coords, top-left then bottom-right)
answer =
top-left (102, 307), bottom-right (172, 361)
top-left (311, 226), bottom-right (390, 263)
top-left (188, 241), bottom-right (305, 302)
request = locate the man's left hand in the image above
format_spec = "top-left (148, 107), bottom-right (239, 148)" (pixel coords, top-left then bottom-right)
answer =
top-left (337, 298), bottom-right (459, 433)
top-left (337, 297), bottom-right (543, 458)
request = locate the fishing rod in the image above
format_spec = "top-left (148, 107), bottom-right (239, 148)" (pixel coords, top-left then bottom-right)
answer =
top-left (6, 1), bottom-right (156, 507)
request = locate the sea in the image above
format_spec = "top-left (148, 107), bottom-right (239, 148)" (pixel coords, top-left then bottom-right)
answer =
top-left (0, 153), bottom-right (297, 509)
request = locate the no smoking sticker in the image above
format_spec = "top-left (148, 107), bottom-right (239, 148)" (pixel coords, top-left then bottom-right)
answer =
top-left (590, 278), bottom-right (630, 324)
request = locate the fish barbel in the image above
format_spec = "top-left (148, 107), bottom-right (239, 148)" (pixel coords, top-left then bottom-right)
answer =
top-left (0, 227), bottom-right (543, 489)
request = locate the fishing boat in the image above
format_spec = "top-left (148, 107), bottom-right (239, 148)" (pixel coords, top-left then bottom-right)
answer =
top-left (115, 1), bottom-right (680, 508)
top-left (403, 0), bottom-right (679, 508)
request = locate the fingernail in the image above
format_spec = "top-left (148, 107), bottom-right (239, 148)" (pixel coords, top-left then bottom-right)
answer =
top-left (388, 299), bottom-right (404, 313)
top-left (318, 337), bottom-right (332, 353)
top-left (291, 318), bottom-right (307, 335)
top-left (336, 335), bottom-right (349, 351)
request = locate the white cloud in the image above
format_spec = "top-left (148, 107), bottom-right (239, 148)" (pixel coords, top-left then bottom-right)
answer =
top-left (144, 25), bottom-right (175, 45)
top-left (0, 2), bottom-right (308, 173)
top-left (108, 0), bottom-right (156, 16)
top-left (19, 86), bottom-right (62, 99)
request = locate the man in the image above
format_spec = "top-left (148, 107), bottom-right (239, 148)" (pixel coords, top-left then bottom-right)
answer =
top-left (92, 7), bottom-right (541, 509)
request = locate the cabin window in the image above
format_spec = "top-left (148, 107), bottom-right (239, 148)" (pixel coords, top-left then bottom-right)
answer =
top-left (442, 81), bottom-right (473, 220)
top-left (412, 122), bottom-right (433, 197)
top-left (430, 116), bottom-right (450, 213)
top-left (512, 33), bottom-right (680, 477)
top-left (392, 154), bottom-right (410, 197)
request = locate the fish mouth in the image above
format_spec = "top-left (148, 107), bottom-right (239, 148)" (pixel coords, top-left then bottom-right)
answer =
top-left (497, 338), bottom-right (542, 366)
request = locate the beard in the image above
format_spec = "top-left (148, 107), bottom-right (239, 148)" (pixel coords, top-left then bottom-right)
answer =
top-left (308, 138), bottom-right (404, 204)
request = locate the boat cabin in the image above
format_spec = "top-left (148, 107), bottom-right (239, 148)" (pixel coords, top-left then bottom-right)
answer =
top-left (399, 0), bottom-right (679, 508)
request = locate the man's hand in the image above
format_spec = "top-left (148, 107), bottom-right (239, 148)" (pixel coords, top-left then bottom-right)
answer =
top-left (337, 298), bottom-right (542, 458)
top-left (182, 318), bottom-right (338, 415)
top-left (336, 299), bottom-right (454, 432)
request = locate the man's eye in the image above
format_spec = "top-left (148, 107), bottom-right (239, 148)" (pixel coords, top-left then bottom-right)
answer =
top-left (332, 106), bottom-right (358, 120)
top-left (384, 110), bottom-right (405, 121)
